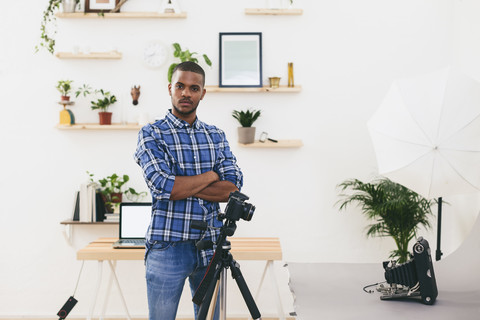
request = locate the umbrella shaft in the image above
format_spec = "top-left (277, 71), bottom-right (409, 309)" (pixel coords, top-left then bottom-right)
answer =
top-left (436, 197), bottom-right (443, 261)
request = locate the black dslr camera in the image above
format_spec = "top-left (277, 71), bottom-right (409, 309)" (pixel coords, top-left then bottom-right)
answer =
top-left (221, 191), bottom-right (255, 222)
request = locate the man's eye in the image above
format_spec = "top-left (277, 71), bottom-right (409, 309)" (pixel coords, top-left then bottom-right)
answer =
top-left (176, 84), bottom-right (183, 89)
top-left (192, 87), bottom-right (199, 92)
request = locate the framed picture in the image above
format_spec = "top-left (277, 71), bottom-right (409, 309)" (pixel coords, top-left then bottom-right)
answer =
top-left (85, 0), bottom-right (120, 13)
top-left (219, 33), bottom-right (263, 87)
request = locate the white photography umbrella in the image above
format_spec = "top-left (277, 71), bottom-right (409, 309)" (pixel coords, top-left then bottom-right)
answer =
top-left (368, 67), bottom-right (480, 259)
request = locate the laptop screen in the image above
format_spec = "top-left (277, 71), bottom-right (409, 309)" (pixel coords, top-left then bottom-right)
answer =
top-left (120, 203), bottom-right (152, 239)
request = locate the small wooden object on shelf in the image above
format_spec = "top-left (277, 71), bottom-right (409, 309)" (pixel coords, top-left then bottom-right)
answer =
top-left (55, 12), bottom-right (187, 19)
top-left (56, 123), bottom-right (142, 130)
top-left (205, 85), bottom-right (301, 93)
top-left (238, 140), bottom-right (303, 148)
top-left (245, 8), bottom-right (303, 15)
top-left (55, 51), bottom-right (122, 59)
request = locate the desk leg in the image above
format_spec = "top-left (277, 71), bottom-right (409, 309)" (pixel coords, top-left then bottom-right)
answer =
top-left (107, 260), bottom-right (132, 320)
top-left (267, 261), bottom-right (285, 320)
top-left (88, 260), bottom-right (103, 320)
top-left (100, 261), bottom-right (116, 320)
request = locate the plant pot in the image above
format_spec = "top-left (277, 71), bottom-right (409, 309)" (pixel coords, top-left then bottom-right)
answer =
top-left (61, 95), bottom-right (70, 102)
top-left (238, 127), bottom-right (256, 144)
top-left (98, 112), bottom-right (112, 125)
top-left (62, 0), bottom-right (77, 13)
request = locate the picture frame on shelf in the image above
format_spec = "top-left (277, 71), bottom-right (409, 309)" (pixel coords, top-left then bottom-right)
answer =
top-left (85, 0), bottom-right (120, 13)
top-left (219, 32), bottom-right (263, 88)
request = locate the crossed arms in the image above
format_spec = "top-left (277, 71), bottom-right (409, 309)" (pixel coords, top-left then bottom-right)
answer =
top-left (170, 171), bottom-right (238, 202)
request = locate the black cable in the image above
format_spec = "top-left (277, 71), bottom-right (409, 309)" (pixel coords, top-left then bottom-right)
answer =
top-left (363, 281), bottom-right (385, 293)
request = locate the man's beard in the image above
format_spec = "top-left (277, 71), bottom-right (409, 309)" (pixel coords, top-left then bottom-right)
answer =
top-left (173, 103), bottom-right (198, 116)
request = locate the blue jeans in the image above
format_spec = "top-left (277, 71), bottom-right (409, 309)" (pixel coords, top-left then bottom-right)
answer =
top-left (145, 240), bottom-right (219, 320)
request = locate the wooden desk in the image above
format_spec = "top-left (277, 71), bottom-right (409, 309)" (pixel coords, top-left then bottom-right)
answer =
top-left (78, 237), bottom-right (285, 320)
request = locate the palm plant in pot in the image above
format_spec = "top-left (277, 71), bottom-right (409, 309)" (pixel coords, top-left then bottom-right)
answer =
top-left (336, 177), bottom-right (436, 263)
top-left (90, 89), bottom-right (117, 125)
top-left (232, 109), bottom-right (261, 144)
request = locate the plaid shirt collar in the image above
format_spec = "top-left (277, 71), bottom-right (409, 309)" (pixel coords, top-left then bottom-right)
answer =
top-left (165, 109), bottom-right (202, 130)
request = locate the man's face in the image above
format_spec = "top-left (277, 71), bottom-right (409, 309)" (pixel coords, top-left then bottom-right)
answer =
top-left (168, 70), bottom-right (206, 122)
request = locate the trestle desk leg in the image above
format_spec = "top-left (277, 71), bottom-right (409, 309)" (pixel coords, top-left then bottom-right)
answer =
top-left (88, 260), bottom-right (103, 320)
top-left (100, 261), bottom-right (116, 320)
top-left (107, 260), bottom-right (132, 320)
top-left (267, 261), bottom-right (285, 320)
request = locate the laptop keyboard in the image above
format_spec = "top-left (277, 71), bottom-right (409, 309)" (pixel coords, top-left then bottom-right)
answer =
top-left (119, 239), bottom-right (144, 245)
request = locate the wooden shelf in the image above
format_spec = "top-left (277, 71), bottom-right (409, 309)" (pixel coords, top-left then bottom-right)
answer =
top-left (55, 12), bottom-right (187, 19)
top-left (245, 8), bottom-right (303, 15)
top-left (61, 220), bottom-right (118, 225)
top-left (238, 140), bottom-right (303, 148)
top-left (56, 123), bottom-right (142, 130)
top-left (205, 85), bottom-right (301, 93)
top-left (55, 51), bottom-right (122, 59)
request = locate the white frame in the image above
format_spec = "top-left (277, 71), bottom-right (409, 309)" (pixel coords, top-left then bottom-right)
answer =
top-left (219, 33), bottom-right (263, 87)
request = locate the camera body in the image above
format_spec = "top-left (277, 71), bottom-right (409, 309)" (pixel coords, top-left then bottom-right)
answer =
top-left (380, 237), bottom-right (437, 305)
top-left (223, 191), bottom-right (255, 222)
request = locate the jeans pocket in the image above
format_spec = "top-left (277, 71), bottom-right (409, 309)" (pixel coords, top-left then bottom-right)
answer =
top-left (145, 241), bottom-right (174, 264)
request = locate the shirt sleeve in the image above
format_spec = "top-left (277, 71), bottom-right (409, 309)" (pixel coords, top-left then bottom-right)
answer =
top-left (214, 130), bottom-right (243, 190)
top-left (134, 125), bottom-right (175, 200)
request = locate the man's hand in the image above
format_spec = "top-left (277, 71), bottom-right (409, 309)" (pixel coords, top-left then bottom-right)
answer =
top-left (170, 171), bottom-right (219, 200)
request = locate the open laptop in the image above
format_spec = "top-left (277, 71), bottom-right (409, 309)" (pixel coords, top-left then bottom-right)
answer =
top-left (112, 202), bottom-right (152, 249)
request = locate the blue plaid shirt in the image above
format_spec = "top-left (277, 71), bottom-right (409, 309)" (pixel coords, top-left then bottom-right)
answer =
top-left (134, 110), bottom-right (243, 265)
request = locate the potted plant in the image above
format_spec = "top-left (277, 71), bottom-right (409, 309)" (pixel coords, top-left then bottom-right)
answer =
top-left (36, 0), bottom-right (79, 54)
top-left (56, 80), bottom-right (74, 101)
top-left (90, 89), bottom-right (117, 125)
top-left (232, 109), bottom-right (262, 144)
top-left (167, 42), bottom-right (212, 83)
top-left (336, 177), bottom-right (436, 263)
top-left (88, 172), bottom-right (147, 213)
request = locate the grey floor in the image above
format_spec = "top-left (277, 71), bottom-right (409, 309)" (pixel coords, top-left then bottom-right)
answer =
top-left (287, 215), bottom-right (480, 319)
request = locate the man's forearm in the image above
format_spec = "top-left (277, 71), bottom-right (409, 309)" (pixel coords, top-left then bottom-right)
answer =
top-left (194, 180), bottom-right (238, 202)
top-left (170, 171), bottom-right (219, 200)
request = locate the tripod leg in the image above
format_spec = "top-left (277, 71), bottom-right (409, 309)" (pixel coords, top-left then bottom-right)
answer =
top-left (229, 260), bottom-right (261, 320)
top-left (220, 269), bottom-right (227, 320)
top-left (207, 279), bottom-right (220, 320)
top-left (197, 266), bottom-right (222, 320)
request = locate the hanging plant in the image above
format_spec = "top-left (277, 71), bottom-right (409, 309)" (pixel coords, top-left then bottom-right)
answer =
top-left (36, 0), bottom-right (79, 54)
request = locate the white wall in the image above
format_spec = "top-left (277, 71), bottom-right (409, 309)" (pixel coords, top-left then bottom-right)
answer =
top-left (1, 0), bottom-right (479, 317)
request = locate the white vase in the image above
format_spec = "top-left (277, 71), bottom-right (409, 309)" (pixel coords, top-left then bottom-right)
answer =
top-left (62, 0), bottom-right (77, 13)
top-left (238, 127), bottom-right (256, 144)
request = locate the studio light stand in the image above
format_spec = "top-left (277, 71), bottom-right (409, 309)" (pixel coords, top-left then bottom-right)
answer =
top-left (191, 191), bottom-right (261, 320)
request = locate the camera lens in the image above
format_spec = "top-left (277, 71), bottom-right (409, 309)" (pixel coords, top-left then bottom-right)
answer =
top-left (242, 203), bottom-right (255, 221)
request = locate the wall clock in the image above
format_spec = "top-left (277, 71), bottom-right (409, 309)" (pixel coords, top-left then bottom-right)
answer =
top-left (143, 42), bottom-right (168, 68)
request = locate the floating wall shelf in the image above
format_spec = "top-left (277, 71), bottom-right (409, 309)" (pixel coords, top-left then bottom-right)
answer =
top-left (55, 12), bottom-right (187, 19)
top-left (61, 220), bottom-right (118, 225)
top-left (55, 51), bottom-right (122, 59)
top-left (245, 8), bottom-right (303, 15)
top-left (56, 123), bottom-right (142, 130)
top-left (205, 85), bottom-right (301, 93)
top-left (239, 140), bottom-right (303, 148)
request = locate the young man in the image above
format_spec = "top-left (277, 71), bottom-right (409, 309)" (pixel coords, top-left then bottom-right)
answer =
top-left (134, 61), bottom-right (243, 320)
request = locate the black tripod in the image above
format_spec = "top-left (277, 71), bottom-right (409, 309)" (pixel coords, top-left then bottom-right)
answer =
top-left (191, 192), bottom-right (261, 320)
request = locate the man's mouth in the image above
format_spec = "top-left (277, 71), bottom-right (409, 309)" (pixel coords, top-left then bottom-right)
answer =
top-left (179, 99), bottom-right (192, 105)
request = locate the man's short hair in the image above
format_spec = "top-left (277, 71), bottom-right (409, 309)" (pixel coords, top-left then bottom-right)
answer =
top-left (171, 61), bottom-right (205, 86)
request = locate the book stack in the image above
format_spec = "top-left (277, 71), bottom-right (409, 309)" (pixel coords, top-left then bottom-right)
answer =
top-left (72, 183), bottom-right (107, 222)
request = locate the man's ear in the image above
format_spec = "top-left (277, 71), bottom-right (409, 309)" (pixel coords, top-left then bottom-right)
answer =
top-left (168, 83), bottom-right (172, 96)
top-left (200, 88), bottom-right (206, 100)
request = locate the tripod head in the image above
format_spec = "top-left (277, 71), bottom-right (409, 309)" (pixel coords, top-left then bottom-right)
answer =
top-left (191, 191), bottom-right (255, 250)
